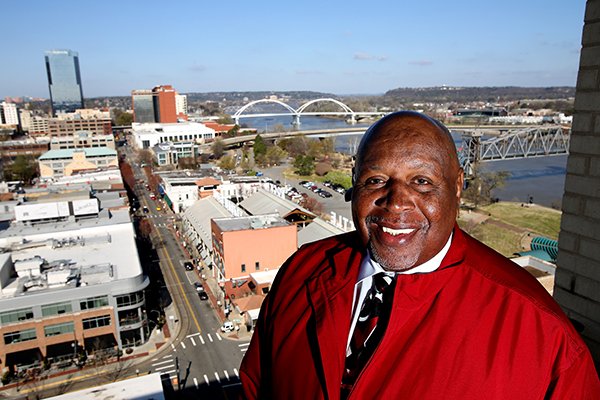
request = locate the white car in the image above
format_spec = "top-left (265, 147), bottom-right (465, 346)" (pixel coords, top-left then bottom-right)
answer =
top-left (221, 321), bottom-right (234, 333)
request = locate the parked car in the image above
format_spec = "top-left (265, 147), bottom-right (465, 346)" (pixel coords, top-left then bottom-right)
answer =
top-left (199, 291), bottom-right (209, 300)
top-left (221, 321), bottom-right (234, 332)
top-left (194, 282), bottom-right (204, 292)
top-left (142, 206), bottom-right (149, 213)
top-left (184, 261), bottom-right (194, 271)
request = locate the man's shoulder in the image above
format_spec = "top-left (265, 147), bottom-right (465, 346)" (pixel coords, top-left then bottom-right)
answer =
top-left (458, 229), bottom-right (582, 336)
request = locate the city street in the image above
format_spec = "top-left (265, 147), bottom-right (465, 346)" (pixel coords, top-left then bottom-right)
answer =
top-left (124, 145), bottom-right (248, 399)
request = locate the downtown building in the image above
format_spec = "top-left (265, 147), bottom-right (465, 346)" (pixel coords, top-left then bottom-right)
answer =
top-left (0, 193), bottom-right (149, 370)
top-left (44, 50), bottom-right (85, 116)
top-left (131, 85), bottom-right (187, 123)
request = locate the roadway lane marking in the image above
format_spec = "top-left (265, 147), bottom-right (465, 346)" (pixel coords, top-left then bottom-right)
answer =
top-left (162, 369), bottom-right (176, 376)
top-left (181, 341), bottom-right (186, 349)
top-left (214, 372), bottom-right (221, 383)
top-left (171, 343), bottom-right (176, 352)
top-left (155, 364), bottom-right (175, 371)
top-left (155, 226), bottom-right (203, 334)
top-left (186, 332), bottom-right (201, 338)
top-left (216, 334), bottom-right (222, 341)
top-left (207, 333), bottom-right (213, 342)
top-left (238, 343), bottom-right (249, 348)
top-left (194, 377), bottom-right (199, 389)
top-left (199, 335), bottom-right (205, 345)
top-left (163, 355), bottom-right (173, 359)
top-left (224, 370), bottom-right (230, 380)
top-left (222, 383), bottom-right (242, 388)
top-left (204, 374), bottom-right (210, 385)
top-left (152, 360), bottom-right (174, 366)
top-left (190, 337), bottom-right (197, 346)
top-left (234, 368), bottom-right (239, 377)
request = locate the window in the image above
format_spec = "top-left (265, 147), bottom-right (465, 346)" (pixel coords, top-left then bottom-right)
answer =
top-left (241, 264), bottom-right (246, 273)
top-left (4, 328), bottom-right (37, 344)
top-left (41, 301), bottom-right (72, 317)
top-left (116, 291), bottom-right (144, 308)
top-left (80, 295), bottom-right (109, 310)
top-left (44, 321), bottom-right (74, 337)
top-left (82, 315), bottom-right (111, 330)
top-left (255, 261), bottom-right (260, 271)
top-left (0, 308), bottom-right (34, 325)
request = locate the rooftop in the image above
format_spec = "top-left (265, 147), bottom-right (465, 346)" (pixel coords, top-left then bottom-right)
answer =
top-left (39, 147), bottom-right (117, 160)
top-left (213, 213), bottom-right (290, 232)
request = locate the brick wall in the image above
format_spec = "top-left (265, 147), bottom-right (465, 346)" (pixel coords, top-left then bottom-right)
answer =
top-left (554, 0), bottom-right (600, 368)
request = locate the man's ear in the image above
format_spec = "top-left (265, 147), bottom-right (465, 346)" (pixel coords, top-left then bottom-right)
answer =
top-left (344, 187), bottom-right (353, 202)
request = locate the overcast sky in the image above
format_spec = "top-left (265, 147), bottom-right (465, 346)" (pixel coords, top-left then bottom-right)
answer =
top-left (1, 0), bottom-right (586, 98)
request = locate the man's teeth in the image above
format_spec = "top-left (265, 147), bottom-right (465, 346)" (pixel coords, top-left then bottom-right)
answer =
top-left (382, 227), bottom-right (414, 236)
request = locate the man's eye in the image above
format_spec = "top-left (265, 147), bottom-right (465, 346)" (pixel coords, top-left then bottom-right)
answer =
top-left (365, 177), bottom-right (385, 186)
top-left (415, 177), bottom-right (431, 185)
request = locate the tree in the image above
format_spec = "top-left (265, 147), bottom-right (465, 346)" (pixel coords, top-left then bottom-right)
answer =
top-left (253, 134), bottom-right (267, 165)
top-left (264, 145), bottom-right (288, 166)
top-left (462, 167), bottom-right (510, 207)
top-left (138, 149), bottom-right (154, 166)
top-left (8, 155), bottom-right (37, 183)
top-left (219, 155), bottom-right (236, 171)
top-left (294, 155), bottom-right (315, 176)
top-left (116, 111), bottom-right (133, 126)
top-left (300, 196), bottom-right (323, 215)
top-left (212, 139), bottom-right (225, 159)
top-left (178, 156), bottom-right (197, 170)
top-left (279, 136), bottom-right (308, 158)
top-left (324, 170), bottom-right (352, 189)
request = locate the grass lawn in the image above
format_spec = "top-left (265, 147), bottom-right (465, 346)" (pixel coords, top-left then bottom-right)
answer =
top-left (458, 201), bottom-right (562, 257)
top-left (458, 220), bottom-right (524, 257)
top-left (479, 202), bottom-right (561, 239)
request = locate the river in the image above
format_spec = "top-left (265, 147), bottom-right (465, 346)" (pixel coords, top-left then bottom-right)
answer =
top-left (243, 116), bottom-right (567, 208)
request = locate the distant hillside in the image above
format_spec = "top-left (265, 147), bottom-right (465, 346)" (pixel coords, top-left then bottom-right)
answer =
top-left (383, 86), bottom-right (575, 103)
top-left (185, 91), bottom-right (337, 103)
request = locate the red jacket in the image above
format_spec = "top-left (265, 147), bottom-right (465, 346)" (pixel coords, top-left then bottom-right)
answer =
top-left (240, 227), bottom-right (600, 399)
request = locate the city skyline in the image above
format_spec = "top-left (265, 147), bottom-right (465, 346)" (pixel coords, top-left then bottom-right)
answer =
top-left (1, 0), bottom-right (586, 98)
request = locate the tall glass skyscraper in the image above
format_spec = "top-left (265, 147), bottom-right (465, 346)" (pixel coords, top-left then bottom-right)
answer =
top-left (45, 49), bottom-right (84, 115)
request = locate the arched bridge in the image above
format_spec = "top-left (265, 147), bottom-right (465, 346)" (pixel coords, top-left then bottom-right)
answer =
top-left (232, 98), bottom-right (385, 126)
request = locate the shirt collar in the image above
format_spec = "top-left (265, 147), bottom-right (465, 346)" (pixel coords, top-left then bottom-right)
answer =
top-left (357, 233), bottom-right (453, 282)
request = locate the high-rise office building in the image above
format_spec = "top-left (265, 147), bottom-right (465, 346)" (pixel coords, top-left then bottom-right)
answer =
top-left (131, 85), bottom-right (187, 123)
top-left (45, 49), bottom-right (84, 116)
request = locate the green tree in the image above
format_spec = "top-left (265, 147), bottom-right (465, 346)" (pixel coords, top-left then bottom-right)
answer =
top-left (294, 155), bottom-right (315, 176)
top-left (264, 145), bottom-right (288, 166)
top-left (116, 112), bottom-right (133, 126)
top-left (253, 134), bottom-right (267, 165)
top-left (324, 170), bottom-right (352, 189)
top-left (9, 155), bottom-right (37, 183)
top-left (278, 136), bottom-right (308, 158)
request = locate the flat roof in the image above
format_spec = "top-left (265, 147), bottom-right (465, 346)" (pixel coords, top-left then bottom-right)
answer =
top-left (39, 147), bottom-right (117, 160)
top-left (47, 372), bottom-right (165, 400)
top-left (213, 213), bottom-right (290, 232)
top-left (0, 209), bottom-right (142, 299)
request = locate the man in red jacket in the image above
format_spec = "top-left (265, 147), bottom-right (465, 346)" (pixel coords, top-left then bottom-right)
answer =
top-left (240, 111), bottom-right (600, 399)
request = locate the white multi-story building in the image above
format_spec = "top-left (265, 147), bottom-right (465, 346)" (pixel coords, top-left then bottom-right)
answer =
top-left (0, 194), bottom-right (149, 370)
top-left (0, 102), bottom-right (19, 126)
top-left (131, 122), bottom-right (215, 149)
top-left (175, 94), bottom-right (188, 118)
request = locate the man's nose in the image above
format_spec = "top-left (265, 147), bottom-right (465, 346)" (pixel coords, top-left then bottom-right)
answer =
top-left (377, 181), bottom-right (415, 211)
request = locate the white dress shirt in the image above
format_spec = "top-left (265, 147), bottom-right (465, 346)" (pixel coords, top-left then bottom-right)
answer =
top-left (346, 234), bottom-right (453, 354)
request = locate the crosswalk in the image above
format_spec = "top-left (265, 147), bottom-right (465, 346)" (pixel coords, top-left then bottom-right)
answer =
top-left (177, 332), bottom-right (249, 353)
top-left (150, 355), bottom-right (242, 389)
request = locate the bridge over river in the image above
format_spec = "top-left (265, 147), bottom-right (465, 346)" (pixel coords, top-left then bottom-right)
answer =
top-left (201, 124), bottom-right (570, 176)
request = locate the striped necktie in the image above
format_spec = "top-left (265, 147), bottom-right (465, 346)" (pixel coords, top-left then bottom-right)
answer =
top-left (341, 272), bottom-right (396, 394)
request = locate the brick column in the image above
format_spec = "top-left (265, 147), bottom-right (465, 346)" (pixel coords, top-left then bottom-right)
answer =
top-left (554, 0), bottom-right (600, 368)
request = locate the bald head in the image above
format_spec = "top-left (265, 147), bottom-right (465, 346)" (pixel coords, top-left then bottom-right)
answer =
top-left (354, 111), bottom-right (460, 183)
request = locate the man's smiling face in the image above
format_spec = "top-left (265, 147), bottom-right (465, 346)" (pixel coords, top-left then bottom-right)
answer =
top-left (351, 113), bottom-right (463, 272)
